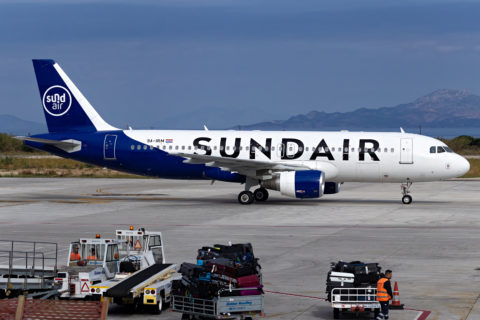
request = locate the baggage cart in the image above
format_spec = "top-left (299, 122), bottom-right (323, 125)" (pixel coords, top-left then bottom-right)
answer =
top-left (330, 287), bottom-right (380, 319)
top-left (171, 288), bottom-right (264, 320)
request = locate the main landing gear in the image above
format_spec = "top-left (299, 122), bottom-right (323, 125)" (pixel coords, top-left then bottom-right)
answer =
top-left (401, 181), bottom-right (413, 204)
top-left (238, 188), bottom-right (269, 205)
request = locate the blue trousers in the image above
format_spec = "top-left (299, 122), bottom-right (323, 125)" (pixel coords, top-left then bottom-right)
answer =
top-left (377, 301), bottom-right (389, 319)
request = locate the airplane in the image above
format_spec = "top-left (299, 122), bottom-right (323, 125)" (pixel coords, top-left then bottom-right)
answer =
top-left (18, 59), bottom-right (470, 205)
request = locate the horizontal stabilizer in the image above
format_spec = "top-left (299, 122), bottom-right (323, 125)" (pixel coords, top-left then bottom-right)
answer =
top-left (16, 136), bottom-right (82, 153)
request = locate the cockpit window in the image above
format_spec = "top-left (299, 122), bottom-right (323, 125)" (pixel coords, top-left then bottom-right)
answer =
top-left (437, 146), bottom-right (446, 153)
top-left (430, 146), bottom-right (436, 153)
top-left (444, 146), bottom-right (453, 153)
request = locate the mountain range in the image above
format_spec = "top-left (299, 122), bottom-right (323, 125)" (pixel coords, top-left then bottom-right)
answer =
top-left (1, 89), bottom-right (479, 136)
top-left (0, 114), bottom-right (46, 136)
top-left (237, 89), bottom-right (480, 130)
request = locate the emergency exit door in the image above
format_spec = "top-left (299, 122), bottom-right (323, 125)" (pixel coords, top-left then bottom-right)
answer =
top-left (400, 138), bottom-right (413, 164)
top-left (104, 134), bottom-right (117, 160)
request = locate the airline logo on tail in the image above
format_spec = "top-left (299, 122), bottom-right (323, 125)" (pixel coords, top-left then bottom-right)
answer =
top-left (42, 85), bottom-right (72, 116)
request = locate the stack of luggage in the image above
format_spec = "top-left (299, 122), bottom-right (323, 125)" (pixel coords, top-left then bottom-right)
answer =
top-left (172, 243), bottom-right (263, 300)
top-left (326, 261), bottom-right (381, 302)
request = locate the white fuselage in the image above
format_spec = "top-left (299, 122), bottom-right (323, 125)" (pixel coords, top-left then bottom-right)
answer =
top-left (123, 130), bottom-right (470, 183)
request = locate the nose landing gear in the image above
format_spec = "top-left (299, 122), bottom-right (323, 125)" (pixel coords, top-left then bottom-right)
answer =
top-left (401, 181), bottom-right (413, 204)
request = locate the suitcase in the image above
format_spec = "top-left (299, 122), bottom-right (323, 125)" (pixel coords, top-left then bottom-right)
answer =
top-left (207, 262), bottom-right (237, 278)
top-left (199, 272), bottom-right (211, 282)
top-left (240, 289), bottom-right (262, 296)
top-left (237, 274), bottom-right (260, 288)
top-left (207, 258), bottom-right (235, 267)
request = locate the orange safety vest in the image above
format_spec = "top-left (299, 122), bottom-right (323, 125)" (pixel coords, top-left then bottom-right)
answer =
top-left (87, 255), bottom-right (97, 260)
top-left (376, 278), bottom-right (391, 301)
top-left (70, 252), bottom-right (81, 261)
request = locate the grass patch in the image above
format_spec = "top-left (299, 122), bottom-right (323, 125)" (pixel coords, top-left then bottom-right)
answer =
top-left (462, 158), bottom-right (480, 178)
top-left (0, 157), bottom-right (141, 178)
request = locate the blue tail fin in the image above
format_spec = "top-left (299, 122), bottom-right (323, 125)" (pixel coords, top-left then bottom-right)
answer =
top-left (32, 59), bottom-right (117, 133)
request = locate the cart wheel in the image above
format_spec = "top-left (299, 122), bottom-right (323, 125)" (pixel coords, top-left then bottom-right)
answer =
top-left (373, 309), bottom-right (380, 319)
top-left (333, 308), bottom-right (340, 319)
top-left (150, 300), bottom-right (162, 314)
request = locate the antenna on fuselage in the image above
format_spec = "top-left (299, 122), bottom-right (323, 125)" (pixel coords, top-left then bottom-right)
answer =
top-left (203, 125), bottom-right (209, 131)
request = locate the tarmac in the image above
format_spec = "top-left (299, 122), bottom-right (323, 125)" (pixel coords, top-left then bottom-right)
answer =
top-left (0, 177), bottom-right (479, 320)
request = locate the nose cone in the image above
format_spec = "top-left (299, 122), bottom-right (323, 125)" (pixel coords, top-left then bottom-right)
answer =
top-left (456, 156), bottom-right (470, 177)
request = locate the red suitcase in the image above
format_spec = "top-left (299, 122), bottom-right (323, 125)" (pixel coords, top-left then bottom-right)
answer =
top-left (237, 274), bottom-right (260, 288)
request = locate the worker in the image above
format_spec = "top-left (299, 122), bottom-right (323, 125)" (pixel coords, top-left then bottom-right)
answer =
top-left (87, 248), bottom-right (97, 260)
top-left (70, 245), bottom-right (81, 261)
top-left (376, 270), bottom-right (393, 320)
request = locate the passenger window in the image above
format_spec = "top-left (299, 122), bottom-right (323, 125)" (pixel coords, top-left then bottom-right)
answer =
top-left (384, 148), bottom-right (387, 153)
top-left (299, 147), bottom-right (303, 152)
top-left (143, 145), bottom-right (148, 150)
top-left (220, 146), bottom-right (224, 151)
top-left (271, 146), bottom-right (275, 151)
top-left (169, 146), bottom-right (172, 150)
top-left (162, 146), bottom-right (166, 150)
top-left (213, 146), bottom-right (217, 150)
top-left (227, 146), bottom-right (230, 151)
top-left (182, 146), bottom-right (185, 150)
top-left (391, 148), bottom-right (394, 152)
top-left (175, 146), bottom-right (179, 150)
top-left (137, 145), bottom-right (141, 150)
top-left (437, 146), bottom-right (445, 153)
top-left (130, 145), bottom-right (134, 150)
top-left (188, 146), bottom-right (191, 150)
top-left (351, 148), bottom-right (355, 152)
top-left (306, 147), bottom-right (309, 152)
top-left (246, 146), bottom-right (249, 151)
top-left (430, 146), bottom-right (436, 153)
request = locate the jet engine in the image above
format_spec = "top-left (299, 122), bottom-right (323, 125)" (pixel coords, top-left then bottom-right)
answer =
top-left (261, 170), bottom-right (325, 198)
top-left (324, 182), bottom-right (341, 194)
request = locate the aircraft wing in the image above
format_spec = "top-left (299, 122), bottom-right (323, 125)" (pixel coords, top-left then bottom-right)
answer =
top-left (171, 152), bottom-right (312, 179)
top-left (16, 136), bottom-right (82, 153)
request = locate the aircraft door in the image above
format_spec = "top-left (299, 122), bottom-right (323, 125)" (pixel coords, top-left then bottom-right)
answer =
top-left (400, 138), bottom-right (413, 164)
top-left (104, 134), bottom-right (117, 160)
top-left (285, 141), bottom-right (299, 159)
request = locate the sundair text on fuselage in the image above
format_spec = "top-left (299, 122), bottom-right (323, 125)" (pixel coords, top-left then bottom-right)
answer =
top-left (190, 137), bottom-right (380, 161)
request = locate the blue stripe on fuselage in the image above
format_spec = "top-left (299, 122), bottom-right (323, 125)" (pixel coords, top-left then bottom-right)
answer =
top-left (24, 131), bottom-right (246, 183)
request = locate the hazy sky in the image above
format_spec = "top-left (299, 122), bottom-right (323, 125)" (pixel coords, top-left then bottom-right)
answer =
top-left (1, 0), bottom-right (480, 129)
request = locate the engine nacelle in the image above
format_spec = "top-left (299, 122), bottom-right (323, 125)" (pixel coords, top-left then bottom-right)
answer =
top-left (261, 170), bottom-right (325, 198)
top-left (324, 182), bottom-right (341, 194)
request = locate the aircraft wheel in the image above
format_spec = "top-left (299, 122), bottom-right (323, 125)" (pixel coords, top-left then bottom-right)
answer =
top-left (254, 188), bottom-right (269, 202)
top-left (402, 195), bottom-right (412, 204)
top-left (238, 191), bottom-right (254, 205)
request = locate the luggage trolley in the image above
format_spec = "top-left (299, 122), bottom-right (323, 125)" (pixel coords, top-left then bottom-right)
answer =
top-left (172, 287), bottom-right (264, 320)
top-left (330, 287), bottom-right (380, 319)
